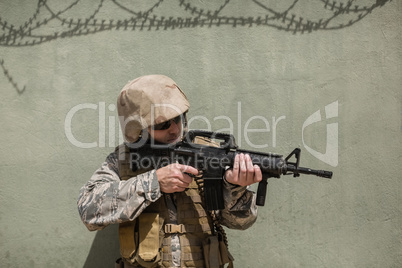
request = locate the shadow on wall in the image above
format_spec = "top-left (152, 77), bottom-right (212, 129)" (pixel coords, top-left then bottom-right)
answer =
top-left (0, 0), bottom-right (392, 94)
top-left (82, 225), bottom-right (120, 268)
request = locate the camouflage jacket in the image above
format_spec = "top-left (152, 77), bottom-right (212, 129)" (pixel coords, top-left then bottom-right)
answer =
top-left (77, 151), bottom-right (258, 232)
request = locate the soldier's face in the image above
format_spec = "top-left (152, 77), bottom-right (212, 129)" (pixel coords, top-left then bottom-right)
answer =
top-left (147, 118), bottom-right (182, 144)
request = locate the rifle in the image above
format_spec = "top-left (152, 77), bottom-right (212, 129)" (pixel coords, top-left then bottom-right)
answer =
top-left (129, 130), bottom-right (333, 210)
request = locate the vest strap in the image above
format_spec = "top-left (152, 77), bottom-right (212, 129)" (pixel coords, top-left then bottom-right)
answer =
top-left (164, 223), bottom-right (212, 234)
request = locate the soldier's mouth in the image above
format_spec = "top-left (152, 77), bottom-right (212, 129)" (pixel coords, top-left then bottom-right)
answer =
top-left (167, 136), bottom-right (180, 143)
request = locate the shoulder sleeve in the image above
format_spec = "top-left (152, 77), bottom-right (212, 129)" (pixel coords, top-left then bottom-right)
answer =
top-left (77, 151), bottom-right (162, 231)
top-left (216, 178), bottom-right (258, 230)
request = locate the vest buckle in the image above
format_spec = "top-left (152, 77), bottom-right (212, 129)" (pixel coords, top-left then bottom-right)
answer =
top-left (164, 224), bottom-right (186, 234)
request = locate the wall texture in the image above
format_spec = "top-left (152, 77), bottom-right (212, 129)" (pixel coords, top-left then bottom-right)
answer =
top-left (0, 1), bottom-right (401, 267)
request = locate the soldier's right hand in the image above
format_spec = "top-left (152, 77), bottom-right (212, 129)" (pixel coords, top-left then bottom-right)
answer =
top-left (155, 163), bottom-right (199, 193)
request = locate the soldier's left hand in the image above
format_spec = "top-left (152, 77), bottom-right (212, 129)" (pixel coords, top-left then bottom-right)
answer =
top-left (225, 153), bottom-right (262, 186)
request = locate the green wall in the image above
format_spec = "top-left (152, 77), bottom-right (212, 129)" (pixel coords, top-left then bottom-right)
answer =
top-left (1, 1), bottom-right (401, 267)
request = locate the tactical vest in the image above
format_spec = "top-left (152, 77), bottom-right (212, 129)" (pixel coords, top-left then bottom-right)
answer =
top-left (116, 143), bottom-right (233, 268)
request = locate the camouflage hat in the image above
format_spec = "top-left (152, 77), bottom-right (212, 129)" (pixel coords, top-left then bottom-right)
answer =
top-left (117, 75), bottom-right (190, 142)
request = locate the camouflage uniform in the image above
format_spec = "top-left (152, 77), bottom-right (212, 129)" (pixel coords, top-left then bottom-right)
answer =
top-left (77, 150), bottom-right (258, 266)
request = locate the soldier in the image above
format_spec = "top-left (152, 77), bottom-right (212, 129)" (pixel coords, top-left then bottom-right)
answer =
top-left (78, 75), bottom-right (262, 268)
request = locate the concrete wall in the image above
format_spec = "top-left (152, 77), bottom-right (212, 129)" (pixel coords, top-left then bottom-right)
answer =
top-left (1, 1), bottom-right (400, 267)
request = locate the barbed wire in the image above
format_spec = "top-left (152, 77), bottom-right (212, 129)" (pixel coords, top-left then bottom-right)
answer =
top-left (0, 0), bottom-right (391, 47)
top-left (0, 59), bottom-right (26, 94)
top-left (0, 0), bottom-right (392, 93)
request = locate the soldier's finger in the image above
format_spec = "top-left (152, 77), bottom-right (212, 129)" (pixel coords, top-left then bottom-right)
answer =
top-left (245, 154), bottom-right (254, 170)
top-left (239, 153), bottom-right (247, 173)
top-left (177, 164), bottom-right (199, 176)
top-left (181, 172), bottom-right (193, 184)
top-left (245, 154), bottom-right (255, 184)
top-left (253, 165), bottom-right (262, 183)
top-left (176, 178), bottom-right (190, 189)
top-left (231, 154), bottom-right (240, 182)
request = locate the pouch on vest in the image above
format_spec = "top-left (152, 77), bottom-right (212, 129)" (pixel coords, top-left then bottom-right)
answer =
top-left (119, 220), bottom-right (138, 260)
top-left (119, 213), bottom-right (161, 268)
top-left (138, 213), bottom-right (159, 262)
top-left (202, 235), bottom-right (234, 268)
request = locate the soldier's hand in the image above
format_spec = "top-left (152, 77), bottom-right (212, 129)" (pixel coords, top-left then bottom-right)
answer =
top-left (225, 153), bottom-right (262, 186)
top-left (156, 163), bottom-right (199, 193)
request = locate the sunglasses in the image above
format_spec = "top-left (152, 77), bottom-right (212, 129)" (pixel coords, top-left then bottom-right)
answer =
top-left (152, 115), bottom-right (182, 130)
